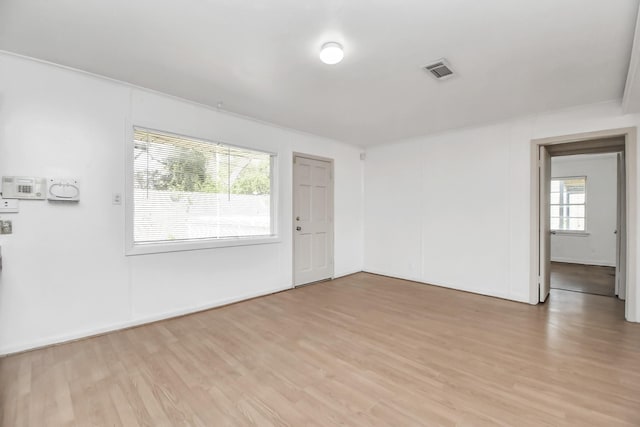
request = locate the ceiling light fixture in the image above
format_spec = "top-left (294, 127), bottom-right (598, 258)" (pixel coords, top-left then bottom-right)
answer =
top-left (319, 42), bottom-right (344, 65)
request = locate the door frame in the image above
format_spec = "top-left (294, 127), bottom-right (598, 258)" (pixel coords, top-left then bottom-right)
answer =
top-left (538, 145), bottom-right (552, 303)
top-left (530, 127), bottom-right (638, 321)
top-left (617, 152), bottom-right (627, 300)
top-left (292, 152), bottom-right (335, 287)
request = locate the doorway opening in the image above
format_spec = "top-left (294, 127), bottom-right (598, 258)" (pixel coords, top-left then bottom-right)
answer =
top-left (530, 128), bottom-right (638, 322)
top-left (549, 153), bottom-right (619, 298)
top-left (292, 153), bottom-right (334, 287)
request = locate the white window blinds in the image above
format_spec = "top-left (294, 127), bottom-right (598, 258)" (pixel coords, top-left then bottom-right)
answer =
top-left (133, 128), bottom-right (274, 244)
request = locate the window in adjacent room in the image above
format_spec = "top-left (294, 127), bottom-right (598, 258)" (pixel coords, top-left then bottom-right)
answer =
top-left (550, 176), bottom-right (586, 231)
top-left (129, 128), bottom-right (276, 253)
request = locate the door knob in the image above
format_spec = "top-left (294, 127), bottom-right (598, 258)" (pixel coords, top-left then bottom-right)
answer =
top-left (296, 226), bottom-right (302, 231)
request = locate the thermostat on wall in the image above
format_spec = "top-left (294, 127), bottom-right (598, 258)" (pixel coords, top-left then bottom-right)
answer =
top-left (48, 178), bottom-right (80, 202)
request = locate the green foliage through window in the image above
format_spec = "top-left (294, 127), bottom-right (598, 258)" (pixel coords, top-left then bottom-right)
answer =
top-left (133, 130), bottom-right (271, 196)
top-left (132, 128), bottom-right (274, 244)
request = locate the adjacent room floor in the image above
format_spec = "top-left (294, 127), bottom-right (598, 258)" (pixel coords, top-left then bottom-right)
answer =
top-left (1, 272), bottom-right (639, 426)
top-left (551, 261), bottom-right (616, 296)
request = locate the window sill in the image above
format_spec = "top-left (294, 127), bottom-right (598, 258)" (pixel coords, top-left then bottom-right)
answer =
top-left (551, 231), bottom-right (590, 237)
top-left (126, 235), bottom-right (280, 256)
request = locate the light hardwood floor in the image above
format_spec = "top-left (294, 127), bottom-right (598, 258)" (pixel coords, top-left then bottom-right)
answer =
top-left (551, 261), bottom-right (616, 296)
top-left (1, 272), bottom-right (640, 426)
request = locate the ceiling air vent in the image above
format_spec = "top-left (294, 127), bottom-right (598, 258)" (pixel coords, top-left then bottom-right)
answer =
top-left (423, 59), bottom-right (454, 80)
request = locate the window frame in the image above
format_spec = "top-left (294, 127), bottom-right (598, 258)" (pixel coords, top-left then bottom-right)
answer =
top-left (125, 126), bottom-right (280, 256)
top-left (550, 175), bottom-right (587, 233)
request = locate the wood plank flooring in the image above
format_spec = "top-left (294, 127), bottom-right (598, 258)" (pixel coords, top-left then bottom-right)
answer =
top-left (551, 261), bottom-right (616, 296)
top-left (1, 272), bottom-right (640, 426)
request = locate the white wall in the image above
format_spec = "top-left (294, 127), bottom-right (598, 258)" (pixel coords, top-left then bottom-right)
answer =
top-left (3, 52), bottom-right (640, 355)
top-left (0, 53), bottom-right (364, 355)
top-left (364, 101), bottom-right (640, 321)
top-left (550, 154), bottom-right (618, 266)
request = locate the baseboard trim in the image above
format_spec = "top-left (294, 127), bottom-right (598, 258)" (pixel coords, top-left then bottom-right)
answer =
top-left (1, 267), bottom-right (537, 355)
top-left (1, 269), bottom-right (368, 356)
top-left (334, 269), bottom-right (364, 279)
top-left (0, 284), bottom-right (293, 357)
top-left (362, 269), bottom-right (530, 304)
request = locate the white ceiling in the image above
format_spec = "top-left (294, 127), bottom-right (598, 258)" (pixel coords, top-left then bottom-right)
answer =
top-left (1, 0), bottom-right (638, 146)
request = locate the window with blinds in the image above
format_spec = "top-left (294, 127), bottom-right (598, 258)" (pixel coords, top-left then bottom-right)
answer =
top-left (550, 176), bottom-right (586, 231)
top-left (132, 128), bottom-right (274, 246)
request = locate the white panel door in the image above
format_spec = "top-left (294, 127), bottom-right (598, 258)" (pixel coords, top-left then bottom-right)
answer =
top-left (539, 146), bottom-right (551, 302)
top-left (293, 155), bottom-right (334, 286)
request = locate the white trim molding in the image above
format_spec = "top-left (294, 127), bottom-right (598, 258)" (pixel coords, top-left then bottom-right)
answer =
top-left (530, 127), bottom-right (638, 322)
top-left (623, 6), bottom-right (640, 113)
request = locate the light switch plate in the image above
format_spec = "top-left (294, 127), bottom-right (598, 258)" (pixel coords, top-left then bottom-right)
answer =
top-left (0, 198), bottom-right (19, 213)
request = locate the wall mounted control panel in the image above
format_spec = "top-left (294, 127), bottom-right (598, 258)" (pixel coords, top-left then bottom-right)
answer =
top-left (2, 176), bottom-right (47, 200)
top-left (48, 178), bottom-right (80, 201)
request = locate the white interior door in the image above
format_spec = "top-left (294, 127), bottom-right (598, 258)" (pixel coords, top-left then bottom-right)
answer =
top-left (293, 155), bottom-right (334, 286)
top-left (539, 146), bottom-right (552, 302)
top-left (617, 151), bottom-right (627, 300)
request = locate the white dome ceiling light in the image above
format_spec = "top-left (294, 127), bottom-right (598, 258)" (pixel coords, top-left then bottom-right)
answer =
top-left (319, 42), bottom-right (344, 65)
